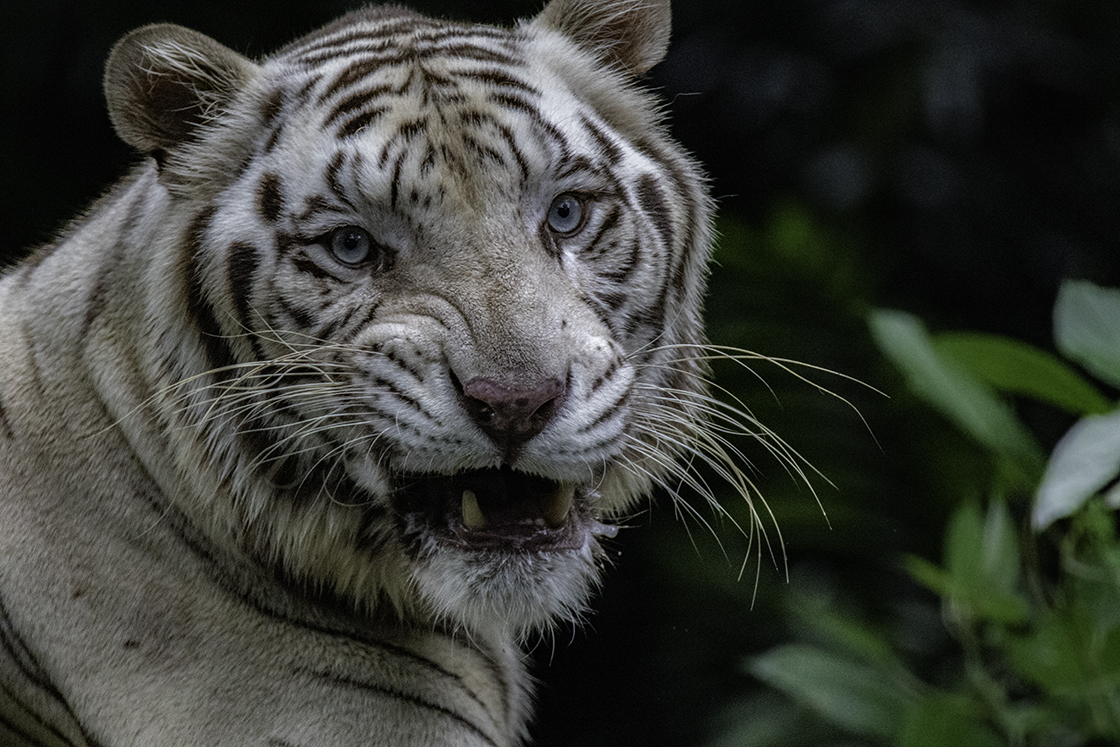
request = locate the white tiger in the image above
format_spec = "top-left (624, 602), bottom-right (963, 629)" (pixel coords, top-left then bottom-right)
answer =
top-left (0, 0), bottom-right (735, 744)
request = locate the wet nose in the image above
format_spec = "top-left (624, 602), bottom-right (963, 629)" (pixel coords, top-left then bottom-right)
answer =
top-left (458, 376), bottom-right (566, 462)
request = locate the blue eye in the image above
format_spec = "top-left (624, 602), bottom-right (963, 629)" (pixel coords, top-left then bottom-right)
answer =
top-left (547, 194), bottom-right (585, 234)
top-left (328, 226), bottom-right (372, 265)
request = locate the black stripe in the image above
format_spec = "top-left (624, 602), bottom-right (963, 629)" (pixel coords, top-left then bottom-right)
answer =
top-left (325, 83), bottom-right (394, 126)
top-left (258, 173), bottom-right (285, 224)
top-left (13, 245), bottom-right (55, 284)
top-left (397, 119), bottom-right (426, 142)
top-left (183, 210), bottom-right (237, 381)
top-left (337, 107), bottom-right (388, 139)
top-left (263, 126), bottom-right (283, 155)
top-left (581, 115), bottom-right (623, 165)
top-left (295, 666), bottom-right (500, 747)
top-left (579, 291), bottom-right (617, 336)
top-left (583, 386), bottom-right (632, 433)
top-left (390, 152), bottom-right (406, 211)
top-left (291, 254), bottom-right (334, 281)
top-left (597, 242), bottom-right (639, 285)
top-left (315, 304), bottom-right (359, 341)
top-left (636, 173), bottom-right (674, 251)
top-left (0, 686), bottom-right (83, 747)
top-left (296, 195), bottom-right (347, 222)
top-left (81, 182), bottom-right (151, 338)
top-left (227, 242), bottom-right (261, 339)
top-left (324, 55), bottom-right (409, 98)
top-left (324, 151), bottom-right (348, 203)
top-left (80, 237), bottom-right (128, 340)
top-left (459, 68), bottom-right (536, 95)
top-left (419, 142), bottom-right (439, 176)
top-left (590, 355), bottom-right (622, 394)
top-left (344, 301), bottom-right (384, 344)
top-left (260, 87), bottom-right (285, 130)
top-left (286, 14), bottom-right (431, 60)
top-left (292, 74), bottom-right (322, 108)
top-left (129, 482), bottom-right (500, 736)
top-left (298, 41), bottom-right (396, 70)
top-left (435, 43), bottom-right (518, 67)
top-left (0, 713), bottom-right (70, 747)
top-left (554, 155), bottom-right (603, 181)
top-left (0, 596), bottom-right (87, 746)
top-left (379, 112), bottom-right (430, 170)
top-left (276, 295), bottom-right (317, 329)
top-left (579, 206), bottom-right (623, 262)
top-left (415, 25), bottom-right (515, 46)
top-left (601, 290), bottom-right (629, 311)
top-left (0, 597), bottom-right (53, 693)
top-left (457, 107), bottom-right (527, 170)
top-left (0, 397), bottom-right (13, 439)
top-left (21, 318), bottom-right (48, 400)
top-left (462, 133), bottom-right (505, 168)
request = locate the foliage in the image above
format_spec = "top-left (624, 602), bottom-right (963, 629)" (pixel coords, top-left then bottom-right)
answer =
top-left (713, 281), bottom-right (1120, 746)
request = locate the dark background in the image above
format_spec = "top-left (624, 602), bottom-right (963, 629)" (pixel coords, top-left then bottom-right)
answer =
top-left (3, 1), bottom-right (1119, 745)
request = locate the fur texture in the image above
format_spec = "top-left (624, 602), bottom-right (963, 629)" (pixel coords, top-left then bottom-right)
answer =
top-left (0, 1), bottom-right (725, 744)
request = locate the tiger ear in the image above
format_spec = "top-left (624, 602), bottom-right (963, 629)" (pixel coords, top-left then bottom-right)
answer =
top-left (103, 24), bottom-right (255, 154)
top-left (532, 0), bottom-right (671, 76)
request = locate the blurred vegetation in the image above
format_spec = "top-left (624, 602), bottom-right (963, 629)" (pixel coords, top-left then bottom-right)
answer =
top-left (3, 1), bottom-right (1119, 746)
top-left (714, 281), bottom-right (1120, 746)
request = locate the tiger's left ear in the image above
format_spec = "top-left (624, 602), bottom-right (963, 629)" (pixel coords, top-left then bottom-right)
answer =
top-left (104, 24), bottom-right (256, 155)
top-left (532, 0), bottom-right (671, 76)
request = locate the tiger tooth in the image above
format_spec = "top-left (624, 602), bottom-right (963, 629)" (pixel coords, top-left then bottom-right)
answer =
top-left (543, 483), bottom-right (575, 528)
top-left (462, 489), bottom-right (487, 530)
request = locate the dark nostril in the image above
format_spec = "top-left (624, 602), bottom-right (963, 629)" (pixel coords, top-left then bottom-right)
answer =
top-left (459, 376), bottom-right (566, 460)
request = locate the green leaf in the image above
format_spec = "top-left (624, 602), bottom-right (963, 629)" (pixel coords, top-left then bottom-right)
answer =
top-left (748, 644), bottom-right (915, 738)
top-left (1008, 611), bottom-right (1095, 693)
top-left (869, 310), bottom-right (1045, 481)
top-left (1033, 408), bottom-right (1120, 530)
top-left (943, 501), bottom-right (1029, 623)
top-left (904, 554), bottom-right (950, 596)
top-left (979, 499), bottom-right (1022, 597)
top-left (789, 587), bottom-right (905, 669)
top-left (899, 692), bottom-right (1004, 747)
top-left (933, 332), bottom-right (1113, 416)
top-left (1054, 281), bottom-right (1120, 390)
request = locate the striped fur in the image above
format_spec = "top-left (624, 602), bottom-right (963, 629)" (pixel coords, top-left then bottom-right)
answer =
top-left (0, 1), bottom-right (717, 744)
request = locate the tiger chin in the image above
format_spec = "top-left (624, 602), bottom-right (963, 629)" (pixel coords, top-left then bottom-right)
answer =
top-left (0, 0), bottom-right (719, 745)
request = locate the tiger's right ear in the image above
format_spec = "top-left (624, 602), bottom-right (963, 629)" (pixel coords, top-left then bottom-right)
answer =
top-left (532, 0), bottom-right (671, 76)
top-left (104, 24), bottom-right (255, 154)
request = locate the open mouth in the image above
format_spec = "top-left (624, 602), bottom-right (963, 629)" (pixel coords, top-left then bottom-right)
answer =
top-left (394, 467), bottom-right (616, 553)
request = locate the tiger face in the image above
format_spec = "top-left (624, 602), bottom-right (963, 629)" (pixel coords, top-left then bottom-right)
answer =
top-left (106, 1), bottom-right (712, 636)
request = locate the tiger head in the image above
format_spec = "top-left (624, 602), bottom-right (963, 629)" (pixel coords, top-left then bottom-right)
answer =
top-left (103, 0), bottom-right (714, 637)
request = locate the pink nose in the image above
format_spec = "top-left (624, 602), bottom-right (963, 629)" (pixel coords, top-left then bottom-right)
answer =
top-left (458, 376), bottom-right (567, 462)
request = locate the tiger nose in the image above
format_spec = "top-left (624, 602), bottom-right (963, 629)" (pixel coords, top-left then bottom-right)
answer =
top-left (459, 376), bottom-right (567, 461)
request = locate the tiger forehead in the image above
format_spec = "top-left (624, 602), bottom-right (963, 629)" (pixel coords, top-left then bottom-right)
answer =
top-left (263, 15), bottom-right (572, 204)
top-left (275, 12), bottom-right (535, 129)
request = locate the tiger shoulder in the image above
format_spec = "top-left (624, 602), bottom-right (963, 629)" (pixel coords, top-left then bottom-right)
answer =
top-left (0, 0), bottom-right (718, 745)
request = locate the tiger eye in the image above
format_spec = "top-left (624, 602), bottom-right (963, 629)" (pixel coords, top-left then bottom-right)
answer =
top-left (546, 193), bottom-right (585, 234)
top-left (328, 225), bottom-right (373, 265)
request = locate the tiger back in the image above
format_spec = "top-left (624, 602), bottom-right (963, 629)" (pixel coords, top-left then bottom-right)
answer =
top-left (0, 0), bottom-right (714, 745)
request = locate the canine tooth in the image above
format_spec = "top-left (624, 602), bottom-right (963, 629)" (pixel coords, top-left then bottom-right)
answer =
top-left (543, 483), bottom-right (575, 528)
top-left (462, 489), bottom-right (487, 530)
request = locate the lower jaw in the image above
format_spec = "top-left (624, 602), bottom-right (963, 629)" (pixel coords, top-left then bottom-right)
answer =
top-left (408, 534), bottom-right (607, 634)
